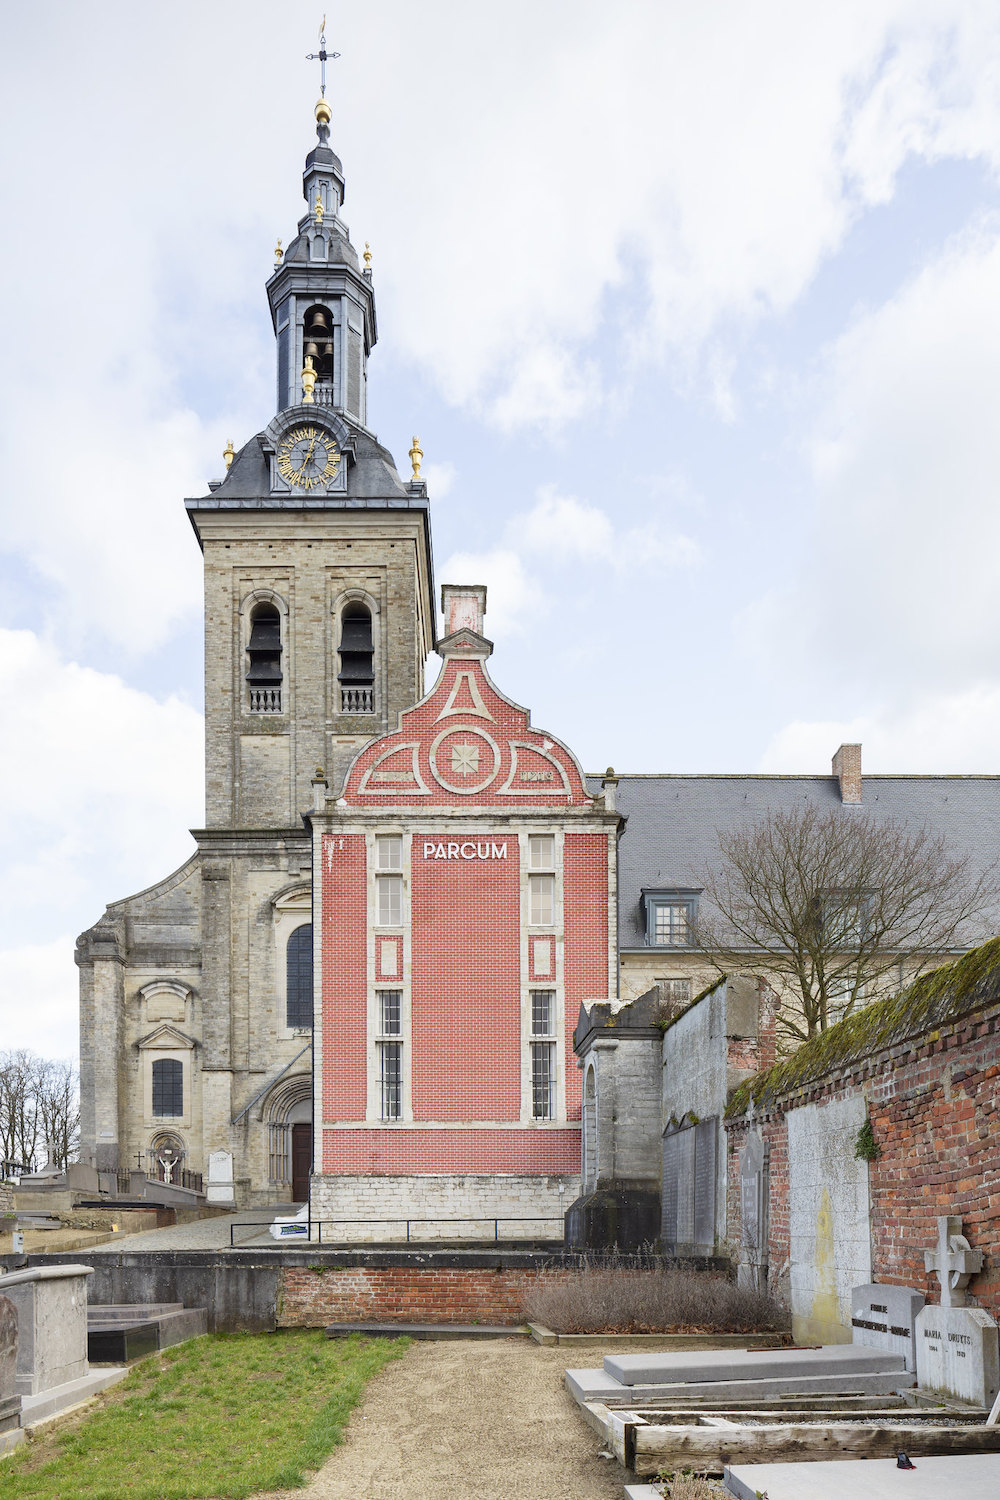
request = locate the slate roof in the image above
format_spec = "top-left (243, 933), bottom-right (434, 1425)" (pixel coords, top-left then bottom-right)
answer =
top-left (585, 772), bottom-right (1000, 950)
top-left (186, 427), bottom-right (414, 506)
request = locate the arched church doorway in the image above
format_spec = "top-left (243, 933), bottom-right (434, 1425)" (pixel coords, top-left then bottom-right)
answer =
top-left (263, 1073), bottom-right (312, 1203)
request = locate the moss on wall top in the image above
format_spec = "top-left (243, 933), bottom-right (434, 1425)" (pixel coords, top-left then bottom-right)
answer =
top-left (725, 935), bottom-right (1000, 1119)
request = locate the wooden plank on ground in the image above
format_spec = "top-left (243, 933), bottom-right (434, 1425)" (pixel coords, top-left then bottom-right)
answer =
top-left (631, 1422), bottom-right (1000, 1477)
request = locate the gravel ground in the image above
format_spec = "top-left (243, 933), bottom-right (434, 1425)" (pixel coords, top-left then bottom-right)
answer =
top-left (246, 1337), bottom-right (630, 1500)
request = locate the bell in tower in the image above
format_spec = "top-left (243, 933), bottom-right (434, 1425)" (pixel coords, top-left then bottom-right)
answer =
top-left (303, 305), bottom-right (335, 391)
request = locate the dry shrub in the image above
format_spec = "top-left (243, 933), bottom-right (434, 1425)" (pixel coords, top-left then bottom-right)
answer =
top-left (658, 1472), bottom-right (725, 1499)
top-left (525, 1254), bottom-right (788, 1335)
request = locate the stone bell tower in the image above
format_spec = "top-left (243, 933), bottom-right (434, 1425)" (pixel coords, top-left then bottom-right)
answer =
top-left (77, 91), bottom-right (436, 1202)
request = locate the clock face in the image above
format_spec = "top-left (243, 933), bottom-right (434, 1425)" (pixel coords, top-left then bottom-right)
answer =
top-left (276, 425), bottom-right (340, 490)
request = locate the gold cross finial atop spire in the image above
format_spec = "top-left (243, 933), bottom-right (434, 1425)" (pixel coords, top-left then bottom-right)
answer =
top-left (409, 435), bottom-right (423, 481)
top-left (306, 15), bottom-right (340, 141)
top-left (363, 241), bottom-right (372, 270)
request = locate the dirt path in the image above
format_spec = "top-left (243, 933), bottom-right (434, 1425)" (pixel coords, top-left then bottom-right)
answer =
top-left (249, 1337), bottom-right (628, 1500)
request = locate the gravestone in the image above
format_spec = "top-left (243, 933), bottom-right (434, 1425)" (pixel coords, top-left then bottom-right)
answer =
top-left (851, 1282), bottom-right (925, 1371)
top-left (738, 1120), bottom-right (768, 1292)
top-left (915, 1216), bottom-right (999, 1405)
top-left (206, 1149), bottom-right (235, 1205)
top-left (0, 1294), bottom-right (22, 1454)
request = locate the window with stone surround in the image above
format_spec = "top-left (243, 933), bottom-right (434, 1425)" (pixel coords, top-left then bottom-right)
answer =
top-left (378, 1042), bottom-right (402, 1120)
top-left (285, 924), bottom-right (313, 1028)
top-left (656, 977), bottom-right (692, 1008)
top-left (376, 874), bottom-right (402, 926)
top-left (530, 990), bottom-right (556, 1120)
top-left (152, 1058), bottom-right (183, 1118)
top-left (245, 601), bottom-right (283, 714)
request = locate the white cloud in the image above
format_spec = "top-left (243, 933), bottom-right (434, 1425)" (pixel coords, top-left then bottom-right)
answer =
top-left (507, 485), bottom-right (700, 573)
top-left (0, 630), bottom-right (203, 943)
top-left (438, 549), bottom-right (540, 640)
top-left (749, 223), bottom-right (1000, 696)
top-left (422, 461), bottom-right (457, 499)
top-left (760, 683), bottom-right (1000, 774)
top-left (0, 939), bottom-right (80, 1062)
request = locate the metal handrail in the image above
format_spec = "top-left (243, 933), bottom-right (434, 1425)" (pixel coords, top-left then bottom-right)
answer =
top-left (228, 1214), bottom-right (565, 1248)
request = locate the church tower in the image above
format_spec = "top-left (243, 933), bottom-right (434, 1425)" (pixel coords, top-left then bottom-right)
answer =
top-left (77, 93), bottom-right (435, 1202)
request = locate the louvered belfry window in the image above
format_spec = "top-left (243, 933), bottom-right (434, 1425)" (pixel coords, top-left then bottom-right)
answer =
top-left (246, 603), bottom-right (283, 713)
top-left (338, 603), bottom-right (374, 712)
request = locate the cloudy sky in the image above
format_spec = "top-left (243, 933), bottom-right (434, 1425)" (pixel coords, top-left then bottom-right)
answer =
top-left (3, 1), bottom-right (1000, 1057)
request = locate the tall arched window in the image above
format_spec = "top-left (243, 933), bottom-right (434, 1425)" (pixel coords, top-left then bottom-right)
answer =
top-left (338, 603), bottom-right (374, 713)
top-left (152, 1059), bottom-right (183, 1117)
top-left (246, 602), bottom-right (283, 713)
top-left (286, 924), bottom-right (313, 1029)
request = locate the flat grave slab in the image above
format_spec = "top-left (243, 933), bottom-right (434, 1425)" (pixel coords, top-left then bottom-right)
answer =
top-left (566, 1366), bottom-right (913, 1407)
top-left (724, 1451), bottom-right (1000, 1500)
top-left (604, 1344), bottom-right (906, 1386)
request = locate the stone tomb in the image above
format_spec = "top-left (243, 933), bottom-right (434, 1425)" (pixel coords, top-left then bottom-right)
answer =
top-left (0, 1294), bottom-right (22, 1456)
top-left (915, 1216), bottom-right (999, 1406)
top-left (0, 1264), bottom-right (127, 1425)
top-left (852, 1282), bottom-right (925, 1371)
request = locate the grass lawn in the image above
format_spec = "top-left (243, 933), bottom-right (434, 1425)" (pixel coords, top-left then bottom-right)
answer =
top-left (0, 1330), bottom-right (408, 1500)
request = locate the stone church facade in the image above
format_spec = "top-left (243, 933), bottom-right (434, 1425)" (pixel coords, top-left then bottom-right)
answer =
top-left (78, 95), bottom-right (1000, 1229)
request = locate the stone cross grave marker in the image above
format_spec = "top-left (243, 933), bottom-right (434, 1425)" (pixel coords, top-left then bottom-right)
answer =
top-left (851, 1282), bottom-right (925, 1371)
top-left (915, 1215), bottom-right (999, 1406)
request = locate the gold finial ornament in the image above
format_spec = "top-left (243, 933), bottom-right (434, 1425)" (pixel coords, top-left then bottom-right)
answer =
top-left (274, 238), bottom-right (283, 265)
top-left (363, 241), bottom-right (372, 270)
top-left (301, 355), bottom-right (317, 404)
top-left (223, 439), bottom-right (235, 470)
top-left (314, 192), bottom-right (325, 224)
top-left (409, 435), bottom-right (423, 481)
top-left (315, 96), bottom-right (332, 127)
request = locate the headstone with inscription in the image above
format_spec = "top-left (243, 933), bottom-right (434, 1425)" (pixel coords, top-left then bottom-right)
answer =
top-left (851, 1282), bottom-right (924, 1371)
top-left (206, 1149), bottom-right (235, 1206)
top-left (915, 1216), bottom-right (999, 1405)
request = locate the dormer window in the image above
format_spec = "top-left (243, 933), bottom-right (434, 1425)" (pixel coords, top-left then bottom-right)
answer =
top-left (339, 602), bottom-right (374, 713)
top-left (246, 603), bottom-right (283, 713)
top-left (642, 888), bottom-right (700, 946)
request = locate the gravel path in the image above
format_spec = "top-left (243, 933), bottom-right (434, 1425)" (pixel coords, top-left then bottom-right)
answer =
top-left (248, 1337), bottom-right (627, 1500)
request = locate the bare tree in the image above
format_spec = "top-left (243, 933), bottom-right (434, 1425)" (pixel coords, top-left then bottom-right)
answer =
top-left (36, 1060), bottom-right (80, 1170)
top-left (0, 1051), bottom-right (79, 1175)
top-left (696, 806), bottom-right (998, 1043)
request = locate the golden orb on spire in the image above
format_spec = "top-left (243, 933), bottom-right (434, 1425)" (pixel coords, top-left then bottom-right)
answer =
top-left (315, 96), bottom-right (332, 127)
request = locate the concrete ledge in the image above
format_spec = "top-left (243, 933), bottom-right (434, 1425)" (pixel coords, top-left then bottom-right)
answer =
top-left (20, 1366), bottom-right (128, 1425)
top-left (325, 1321), bottom-right (529, 1340)
top-left (529, 1324), bottom-right (791, 1348)
top-left (0, 1428), bottom-right (25, 1458)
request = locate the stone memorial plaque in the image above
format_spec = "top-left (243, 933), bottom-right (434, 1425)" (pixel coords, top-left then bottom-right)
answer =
top-left (737, 1128), bottom-right (768, 1291)
top-left (851, 1282), bottom-right (925, 1371)
top-left (916, 1304), bottom-right (1000, 1406)
top-left (693, 1119), bottom-right (717, 1248)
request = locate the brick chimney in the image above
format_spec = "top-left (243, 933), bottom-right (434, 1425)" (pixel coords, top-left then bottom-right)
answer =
top-left (441, 583), bottom-right (487, 638)
top-left (832, 743), bottom-right (862, 804)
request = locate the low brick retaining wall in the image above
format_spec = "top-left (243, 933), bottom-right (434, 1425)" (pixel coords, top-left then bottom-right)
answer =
top-left (278, 1263), bottom-right (570, 1326)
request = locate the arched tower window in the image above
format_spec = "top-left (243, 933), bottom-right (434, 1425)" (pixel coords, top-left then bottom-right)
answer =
top-left (246, 602), bottom-right (283, 714)
top-left (338, 603), bottom-right (374, 713)
top-left (286, 924), bottom-right (313, 1029)
top-left (303, 304), bottom-right (335, 391)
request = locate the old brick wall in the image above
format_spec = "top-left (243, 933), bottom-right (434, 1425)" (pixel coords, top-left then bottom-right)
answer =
top-left (279, 1262), bottom-right (572, 1326)
top-left (726, 992), bottom-right (1000, 1322)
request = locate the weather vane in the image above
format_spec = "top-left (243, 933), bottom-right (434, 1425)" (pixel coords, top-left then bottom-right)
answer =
top-left (306, 14), bottom-right (340, 98)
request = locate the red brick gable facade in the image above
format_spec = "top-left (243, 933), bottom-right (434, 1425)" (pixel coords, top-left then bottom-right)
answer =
top-left (341, 643), bottom-right (592, 810)
top-left (309, 606), bottom-right (618, 1238)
